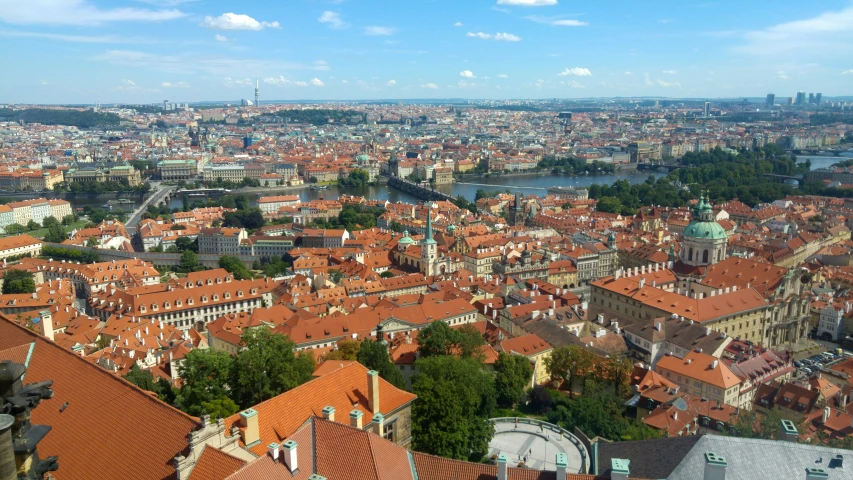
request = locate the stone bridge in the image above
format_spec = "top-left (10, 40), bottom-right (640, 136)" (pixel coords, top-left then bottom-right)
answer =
top-left (387, 176), bottom-right (457, 202)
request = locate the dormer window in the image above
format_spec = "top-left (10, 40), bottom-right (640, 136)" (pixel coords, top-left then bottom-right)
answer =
top-left (140, 306), bottom-right (147, 313)
top-left (237, 291), bottom-right (244, 298)
top-left (188, 298), bottom-right (194, 305)
top-left (151, 304), bottom-right (159, 311)
top-left (212, 294), bottom-right (219, 301)
top-left (224, 292), bottom-right (231, 299)
top-left (201, 296), bottom-right (208, 303)
top-left (250, 288), bottom-right (258, 295)
top-left (176, 300), bottom-right (182, 307)
top-left (164, 302), bottom-right (171, 309)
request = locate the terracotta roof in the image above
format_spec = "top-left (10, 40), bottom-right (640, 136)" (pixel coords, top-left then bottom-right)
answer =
top-left (0, 314), bottom-right (199, 480)
top-left (222, 362), bottom-right (416, 456)
top-left (188, 445), bottom-right (247, 480)
top-left (656, 350), bottom-right (741, 389)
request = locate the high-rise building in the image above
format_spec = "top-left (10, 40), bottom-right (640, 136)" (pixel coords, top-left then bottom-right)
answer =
top-left (254, 79), bottom-right (260, 107)
top-left (796, 91), bottom-right (806, 106)
top-left (808, 93), bottom-right (815, 104)
top-left (766, 93), bottom-right (775, 106)
top-left (703, 101), bottom-right (710, 117)
top-left (786, 97), bottom-right (794, 106)
top-left (816, 93), bottom-right (822, 105)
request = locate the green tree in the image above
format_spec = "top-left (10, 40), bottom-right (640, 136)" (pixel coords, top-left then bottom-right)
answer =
top-left (4, 224), bottom-right (26, 235)
top-left (200, 397), bottom-right (240, 419)
top-left (339, 168), bottom-right (370, 187)
top-left (43, 224), bottom-right (68, 243)
top-left (219, 255), bottom-right (253, 280)
top-left (329, 269), bottom-right (344, 283)
top-left (179, 250), bottom-right (204, 272)
top-left (86, 236), bottom-right (99, 247)
top-left (379, 271), bottom-right (395, 279)
top-left (417, 321), bottom-right (485, 359)
top-left (175, 237), bottom-right (198, 253)
top-left (26, 220), bottom-right (40, 231)
top-left (124, 364), bottom-right (157, 392)
top-left (356, 339), bottom-right (406, 389)
top-left (494, 352), bottom-right (533, 408)
top-left (177, 349), bottom-right (234, 416)
top-left (325, 339), bottom-right (361, 361)
top-left (1, 269), bottom-right (36, 294)
top-left (727, 409), bottom-right (782, 440)
top-left (41, 216), bottom-right (60, 228)
top-left (61, 215), bottom-right (75, 225)
top-left (230, 329), bottom-right (315, 408)
top-left (412, 356), bottom-right (496, 460)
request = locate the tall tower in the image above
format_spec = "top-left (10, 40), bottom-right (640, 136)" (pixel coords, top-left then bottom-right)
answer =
top-left (421, 203), bottom-right (437, 276)
top-left (254, 78), bottom-right (260, 108)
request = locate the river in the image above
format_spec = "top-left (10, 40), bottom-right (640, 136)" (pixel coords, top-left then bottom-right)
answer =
top-left (64, 151), bottom-right (853, 212)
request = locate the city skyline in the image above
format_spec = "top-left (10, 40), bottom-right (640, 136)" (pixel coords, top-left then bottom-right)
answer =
top-left (1, 0), bottom-right (853, 104)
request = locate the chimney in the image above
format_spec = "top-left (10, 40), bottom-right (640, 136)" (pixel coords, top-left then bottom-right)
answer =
top-left (711, 360), bottom-right (719, 369)
top-left (39, 310), bottom-right (54, 341)
top-left (0, 414), bottom-right (14, 480)
top-left (655, 322), bottom-right (662, 331)
top-left (806, 468), bottom-right (829, 480)
top-left (703, 452), bottom-right (727, 480)
top-left (239, 408), bottom-right (260, 447)
top-left (282, 440), bottom-right (298, 474)
top-left (613, 321), bottom-right (620, 334)
top-left (780, 419), bottom-right (798, 442)
top-left (372, 413), bottom-right (384, 436)
top-left (555, 453), bottom-right (568, 480)
top-left (821, 408), bottom-right (830, 424)
top-left (611, 458), bottom-right (631, 480)
top-left (497, 454), bottom-right (508, 480)
top-left (268, 443), bottom-right (279, 462)
top-left (350, 409), bottom-right (363, 429)
top-left (322, 406), bottom-right (335, 422)
top-left (367, 370), bottom-right (380, 414)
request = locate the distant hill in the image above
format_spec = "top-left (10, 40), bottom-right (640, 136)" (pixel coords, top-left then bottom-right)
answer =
top-left (0, 108), bottom-right (122, 128)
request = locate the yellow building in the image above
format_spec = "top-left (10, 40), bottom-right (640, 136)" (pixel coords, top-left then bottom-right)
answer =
top-left (500, 334), bottom-right (553, 385)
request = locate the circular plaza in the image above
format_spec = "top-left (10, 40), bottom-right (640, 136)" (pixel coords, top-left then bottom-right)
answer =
top-left (487, 417), bottom-right (589, 473)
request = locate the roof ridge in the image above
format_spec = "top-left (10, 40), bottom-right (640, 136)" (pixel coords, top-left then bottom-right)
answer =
top-left (0, 311), bottom-right (200, 426)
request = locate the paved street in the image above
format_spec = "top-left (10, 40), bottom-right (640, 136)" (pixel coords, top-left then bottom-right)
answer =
top-left (125, 182), bottom-right (175, 234)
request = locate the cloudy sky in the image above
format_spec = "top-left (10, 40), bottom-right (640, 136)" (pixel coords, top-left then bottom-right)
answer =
top-left (1, 0), bottom-right (852, 103)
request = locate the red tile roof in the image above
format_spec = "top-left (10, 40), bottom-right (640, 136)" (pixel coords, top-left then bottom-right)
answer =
top-left (188, 445), bottom-right (247, 480)
top-left (0, 314), bottom-right (199, 480)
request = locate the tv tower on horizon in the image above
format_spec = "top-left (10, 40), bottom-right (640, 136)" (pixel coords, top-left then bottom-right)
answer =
top-left (254, 78), bottom-right (260, 108)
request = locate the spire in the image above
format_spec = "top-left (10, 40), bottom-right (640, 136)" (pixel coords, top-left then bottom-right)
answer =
top-left (423, 203), bottom-right (436, 245)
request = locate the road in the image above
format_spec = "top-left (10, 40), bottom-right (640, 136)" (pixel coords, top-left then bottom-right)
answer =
top-left (125, 181), bottom-right (175, 234)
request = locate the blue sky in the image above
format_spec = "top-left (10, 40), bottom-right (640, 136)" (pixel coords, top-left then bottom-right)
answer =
top-left (1, 0), bottom-right (852, 104)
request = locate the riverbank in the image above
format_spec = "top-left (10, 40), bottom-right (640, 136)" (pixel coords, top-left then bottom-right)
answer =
top-left (228, 184), bottom-right (313, 194)
top-left (455, 169), bottom-right (639, 182)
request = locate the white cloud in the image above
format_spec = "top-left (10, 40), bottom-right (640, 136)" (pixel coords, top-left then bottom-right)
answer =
top-left (310, 78), bottom-right (324, 86)
top-left (421, 82), bottom-right (439, 89)
top-left (202, 13), bottom-right (280, 30)
top-left (454, 21), bottom-right (463, 27)
top-left (0, 0), bottom-right (186, 25)
top-left (466, 31), bottom-right (521, 41)
top-left (776, 70), bottom-right (789, 80)
top-left (459, 70), bottom-right (476, 78)
top-left (122, 79), bottom-right (137, 86)
top-left (558, 67), bottom-right (591, 76)
top-left (564, 80), bottom-right (585, 88)
top-left (662, 70), bottom-right (678, 74)
top-left (498, 74), bottom-right (509, 78)
top-left (161, 81), bottom-right (189, 88)
top-left (364, 26), bottom-right (395, 36)
top-left (386, 80), bottom-right (397, 86)
top-left (93, 50), bottom-right (328, 76)
top-left (526, 16), bottom-right (587, 26)
top-left (657, 79), bottom-right (681, 88)
top-left (841, 69), bottom-right (853, 75)
top-left (295, 81), bottom-right (308, 87)
top-left (40, 80), bottom-right (48, 85)
top-left (551, 19), bottom-right (587, 26)
top-left (497, 0), bottom-right (557, 5)
top-left (318, 11), bottom-right (346, 29)
top-left (226, 77), bottom-right (253, 87)
top-left (624, 71), bottom-right (632, 75)
top-left (735, 6), bottom-right (853, 57)
top-left (215, 34), bottom-right (227, 42)
top-left (342, 80), bottom-right (349, 84)
top-left (0, 30), bottom-right (158, 44)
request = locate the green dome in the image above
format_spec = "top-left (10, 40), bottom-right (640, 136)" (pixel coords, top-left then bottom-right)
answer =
top-left (398, 231), bottom-right (415, 245)
top-left (357, 154), bottom-right (370, 162)
top-left (683, 220), bottom-right (727, 240)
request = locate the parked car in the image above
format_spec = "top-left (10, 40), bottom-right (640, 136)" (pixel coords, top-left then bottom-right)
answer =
top-left (794, 360), bottom-right (802, 368)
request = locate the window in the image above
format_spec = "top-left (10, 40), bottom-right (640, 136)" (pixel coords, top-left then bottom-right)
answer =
top-left (702, 250), bottom-right (709, 263)
top-left (383, 420), bottom-right (396, 443)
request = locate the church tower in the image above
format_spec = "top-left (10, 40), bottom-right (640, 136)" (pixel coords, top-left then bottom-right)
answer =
top-left (509, 192), bottom-right (523, 227)
top-left (679, 194), bottom-right (728, 268)
top-left (421, 203), bottom-right (438, 276)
